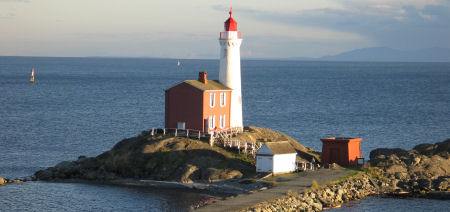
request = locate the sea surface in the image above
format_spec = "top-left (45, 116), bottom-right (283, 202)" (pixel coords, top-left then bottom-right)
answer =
top-left (0, 57), bottom-right (449, 211)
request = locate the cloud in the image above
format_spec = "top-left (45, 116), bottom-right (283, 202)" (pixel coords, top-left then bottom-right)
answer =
top-left (239, 1), bottom-right (450, 50)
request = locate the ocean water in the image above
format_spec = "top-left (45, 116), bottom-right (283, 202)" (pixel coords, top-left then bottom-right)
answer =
top-left (0, 57), bottom-right (449, 211)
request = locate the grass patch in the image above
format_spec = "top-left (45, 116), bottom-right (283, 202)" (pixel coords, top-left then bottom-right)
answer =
top-left (234, 154), bottom-right (254, 164)
top-left (310, 180), bottom-right (319, 189)
top-left (286, 189), bottom-right (299, 196)
top-left (339, 170), bottom-right (362, 180)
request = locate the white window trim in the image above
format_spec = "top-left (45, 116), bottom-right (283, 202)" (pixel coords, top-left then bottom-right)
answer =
top-left (209, 93), bottom-right (215, 108)
top-left (220, 114), bottom-right (226, 129)
top-left (220, 93), bottom-right (226, 107)
top-left (209, 115), bottom-right (216, 129)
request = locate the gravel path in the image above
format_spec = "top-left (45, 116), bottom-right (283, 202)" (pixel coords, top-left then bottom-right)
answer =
top-left (195, 169), bottom-right (352, 212)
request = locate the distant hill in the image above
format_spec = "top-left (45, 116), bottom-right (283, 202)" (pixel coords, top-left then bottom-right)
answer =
top-left (319, 47), bottom-right (450, 62)
top-left (285, 47), bottom-right (450, 62)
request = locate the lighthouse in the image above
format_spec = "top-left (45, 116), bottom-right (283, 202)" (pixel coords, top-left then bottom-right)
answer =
top-left (219, 8), bottom-right (243, 131)
top-left (164, 8), bottom-right (244, 134)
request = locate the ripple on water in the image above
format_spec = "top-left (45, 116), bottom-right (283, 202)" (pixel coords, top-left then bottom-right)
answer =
top-left (0, 181), bottom-right (214, 211)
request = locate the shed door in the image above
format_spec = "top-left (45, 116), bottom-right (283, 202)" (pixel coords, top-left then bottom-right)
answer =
top-left (256, 156), bottom-right (273, 172)
top-left (330, 148), bottom-right (340, 164)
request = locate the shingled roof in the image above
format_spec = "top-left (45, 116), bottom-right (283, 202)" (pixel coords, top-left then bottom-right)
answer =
top-left (184, 80), bottom-right (231, 91)
top-left (258, 141), bottom-right (297, 155)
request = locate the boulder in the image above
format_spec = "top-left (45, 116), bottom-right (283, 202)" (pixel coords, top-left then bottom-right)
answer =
top-left (385, 164), bottom-right (407, 175)
top-left (202, 168), bottom-right (243, 182)
top-left (370, 148), bottom-right (408, 165)
top-left (0, 177), bottom-right (6, 185)
top-left (34, 169), bottom-right (54, 180)
top-left (414, 139), bottom-right (450, 158)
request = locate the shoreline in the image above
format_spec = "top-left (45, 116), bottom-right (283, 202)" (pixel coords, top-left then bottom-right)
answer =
top-left (2, 166), bottom-right (448, 211)
top-left (25, 131), bottom-right (449, 211)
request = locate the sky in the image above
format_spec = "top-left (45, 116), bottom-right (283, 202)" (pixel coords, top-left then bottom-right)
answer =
top-left (1, 0), bottom-right (449, 59)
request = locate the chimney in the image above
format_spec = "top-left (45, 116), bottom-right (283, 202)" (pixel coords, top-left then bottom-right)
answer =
top-left (198, 71), bottom-right (207, 84)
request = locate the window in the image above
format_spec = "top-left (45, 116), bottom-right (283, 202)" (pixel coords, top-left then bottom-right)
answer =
top-left (209, 93), bottom-right (215, 108)
top-left (177, 122), bottom-right (185, 130)
top-left (220, 115), bottom-right (226, 129)
top-left (208, 115), bottom-right (216, 129)
top-left (220, 93), bottom-right (226, 107)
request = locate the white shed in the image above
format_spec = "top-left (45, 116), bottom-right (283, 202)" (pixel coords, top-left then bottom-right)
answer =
top-left (256, 141), bottom-right (297, 174)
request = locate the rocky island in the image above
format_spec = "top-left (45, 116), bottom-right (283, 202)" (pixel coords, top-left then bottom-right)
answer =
top-left (34, 127), bottom-right (318, 186)
top-left (11, 127), bottom-right (447, 211)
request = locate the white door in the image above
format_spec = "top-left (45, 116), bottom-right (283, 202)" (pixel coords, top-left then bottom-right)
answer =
top-left (177, 122), bottom-right (185, 130)
top-left (256, 156), bottom-right (273, 172)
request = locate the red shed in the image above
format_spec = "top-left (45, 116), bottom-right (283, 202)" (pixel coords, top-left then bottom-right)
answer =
top-left (320, 137), bottom-right (362, 166)
top-left (165, 72), bottom-right (232, 134)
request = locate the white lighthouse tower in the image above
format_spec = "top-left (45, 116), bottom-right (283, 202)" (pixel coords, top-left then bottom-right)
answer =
top-left (219, 8), bottom-right (243, 131)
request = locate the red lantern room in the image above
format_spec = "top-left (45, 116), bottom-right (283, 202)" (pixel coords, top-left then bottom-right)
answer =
top-left (224, 8), bottom-right (237, 31)
top-left (320, 137), bottom-right (363, 166)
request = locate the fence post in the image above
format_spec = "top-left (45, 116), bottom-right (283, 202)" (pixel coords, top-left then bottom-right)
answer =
top-left (163, 128), bottom-right (166, 135)
top-left (244, 142), bottom-right (247, 155)
top-left (237, 141), bottom-right (241, 154)
top-left (175, 129), bottom-right (177, 137)
top-left (209, 133), bottom-right (214, 146)
top-left (251, 142), bottom-right (255, 156)
top-left (198, 131), bottom-right (201, 140)
top-left (186, 129), bottom-right (189, 138)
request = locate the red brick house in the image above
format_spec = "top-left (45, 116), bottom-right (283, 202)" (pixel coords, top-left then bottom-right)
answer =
top-left (165, 72), bottom-right (232, 133)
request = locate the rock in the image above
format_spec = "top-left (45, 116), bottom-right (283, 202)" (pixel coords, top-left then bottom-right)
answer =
top-left (385, 164), bottom-right (407, 173)
top-left (54, 161), bottom-right (78, 178)
top-left (434, 176), bottom-right (450, 191)
top-left (417, 179), bottom-right (432, 191)
top-left (311, 202), bottom-right (322, 211)
top-left (370, 148), bottom-right (409, 163)
top-left (35, 169), bottom-right (54, 180)
top-left (34, 128), bottom-right (270, 182)
top-left (424, 191), bottom-right (450, 200)
top-left (369, 139), bottom-right (449, 196)
top-left (414, 139), bottom-right (450, 158)
top-left (180, 164), bottom-right (199, 183)
top-left (0, 177), bottom-right (6, 185)
top-left (202, 168), bottom-right (243, 182)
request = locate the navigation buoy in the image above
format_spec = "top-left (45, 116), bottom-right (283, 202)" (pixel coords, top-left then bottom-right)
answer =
top-left (30, 68), bottom-right (35, 84)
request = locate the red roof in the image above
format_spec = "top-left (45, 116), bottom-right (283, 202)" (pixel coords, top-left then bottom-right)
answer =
top-left (224, 8), bottom-right (237, 31)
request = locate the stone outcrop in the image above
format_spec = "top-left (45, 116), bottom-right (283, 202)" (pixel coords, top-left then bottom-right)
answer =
top-left (35, 135), bottom-right (253, 182)
top-left (370, 139), bottom-right (450, 194)
top-left (35, 127), bottom-right (315, 183)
